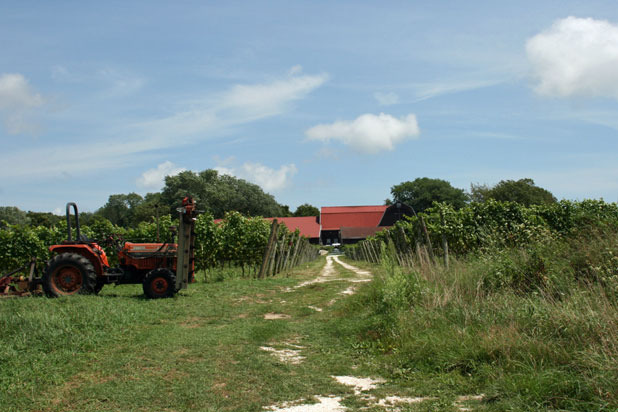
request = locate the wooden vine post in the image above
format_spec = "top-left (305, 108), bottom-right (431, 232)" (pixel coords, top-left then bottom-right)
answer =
top-left (419, 216), bottom-right (435, 262)
top-left (258, 219), bottom-right (278, 279)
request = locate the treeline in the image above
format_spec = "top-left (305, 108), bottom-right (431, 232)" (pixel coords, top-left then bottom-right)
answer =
top-left (0, 211), bottom-right (316, 279)
top-left (2, 174), bottom-right (554, 230)
top-left (0, 169), bottom-right (321, 229)
top-left (386, 177), bottom-right (557, 212)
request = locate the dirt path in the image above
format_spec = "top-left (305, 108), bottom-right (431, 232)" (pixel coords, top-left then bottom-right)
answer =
top-left (292, 255), bottom-right (373, 290)
top-left (262, 255), bottom-right (484, 412)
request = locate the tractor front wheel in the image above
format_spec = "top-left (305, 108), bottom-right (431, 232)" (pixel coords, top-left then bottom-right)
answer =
top-left (43, 253), bottom-right (97, 297)
top-left (143, 268), bottom-right (176, 299)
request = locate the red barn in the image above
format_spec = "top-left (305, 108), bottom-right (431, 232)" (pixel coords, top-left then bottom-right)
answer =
top-left (320, 203), bottom-right (414, 244)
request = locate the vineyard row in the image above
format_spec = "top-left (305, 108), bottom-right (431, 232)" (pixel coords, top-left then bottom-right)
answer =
top-left (0, 211), bottom-right (319, 278)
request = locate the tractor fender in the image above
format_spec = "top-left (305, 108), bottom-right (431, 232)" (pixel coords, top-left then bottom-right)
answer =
top-left (49, 244), bottom-right (109, 275)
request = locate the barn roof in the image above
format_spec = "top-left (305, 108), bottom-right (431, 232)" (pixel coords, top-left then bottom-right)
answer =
top-left (265, 216), bottom-right (320, 239)
top-left (320, 205), bottom-right (388, 230)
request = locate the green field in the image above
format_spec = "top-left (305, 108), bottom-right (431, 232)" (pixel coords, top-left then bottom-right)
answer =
top-left (1, 246), bottom-right (616, 411)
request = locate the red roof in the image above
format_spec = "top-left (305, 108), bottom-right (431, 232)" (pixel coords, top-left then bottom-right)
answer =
top-left (320, 205), bottom-right (388, 230)
top-left (265, 216), bottom-right (320, 239)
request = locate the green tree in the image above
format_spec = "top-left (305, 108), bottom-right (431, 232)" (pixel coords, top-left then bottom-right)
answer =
top-left (96, 193), bottom-right (144, 227)
top-left (390, 178), bottom-right (468, 212)
top-left (293, 203), bottom-right (320, 217)
top-left (472, 178), bottom-right (556, 206)
top-left (25, 211), bottom-right (62, 227)
top-left (0, 206), bottom-right (31, 226)
top-left (161, 169), bottom-right (286, 218)
top-left (132, 192), bottom-right (163, 225)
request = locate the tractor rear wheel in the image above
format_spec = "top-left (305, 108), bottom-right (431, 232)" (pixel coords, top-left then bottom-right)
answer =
top-left (143, 268), bottom-right (176, 299)
top-left (43, 253), bottom-right (97, 297)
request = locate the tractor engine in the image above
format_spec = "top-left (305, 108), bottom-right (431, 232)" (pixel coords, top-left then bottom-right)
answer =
top-left (119, 242), bottom-right (178, 277)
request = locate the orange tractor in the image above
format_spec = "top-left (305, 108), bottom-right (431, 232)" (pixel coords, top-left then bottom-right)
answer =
top-left (1, 197), bottom-right (199, 299)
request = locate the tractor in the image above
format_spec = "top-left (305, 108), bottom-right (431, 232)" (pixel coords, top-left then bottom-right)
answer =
top-left (41, 197), bottom-right (199, 299)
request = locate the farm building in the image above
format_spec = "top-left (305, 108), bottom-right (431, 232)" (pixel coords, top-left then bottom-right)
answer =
top-left (213, 202), bottom-right (412, 245)
top-left (320, 202), bottom-right (414, 245)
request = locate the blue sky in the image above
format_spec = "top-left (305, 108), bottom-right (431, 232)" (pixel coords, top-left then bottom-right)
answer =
top-left (2, 1), bottom-right (618, 214)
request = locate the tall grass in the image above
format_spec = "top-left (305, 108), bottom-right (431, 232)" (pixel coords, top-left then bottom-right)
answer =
top-left (346, 228), bottom-right (618, 411)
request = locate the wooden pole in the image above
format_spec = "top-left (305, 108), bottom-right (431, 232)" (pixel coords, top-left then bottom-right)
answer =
top-left (419, 216), bottom-right (435, 262)
top-left (276, 232), bottom-right (288, 274)
top-left (258, 219), bottom-right (278, 279)
top-left (290, 232), bottom-right (302, 267)
top-left (283, 231), bottom-right (297, 272)
top-left (270, 234), bottom-right (281, 276)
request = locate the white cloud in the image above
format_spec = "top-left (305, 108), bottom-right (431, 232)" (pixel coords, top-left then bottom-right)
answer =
top-left (305, 113), bottom-right (420, 154)
top-left (215, 162), bottom-right (297, 192)
top-left (527, 16), bottom-right (618, 98)
top-left (0, 73), bottom-right (44, 134)
top-left (0, 67), bottom-right (326, 181)
top-left (374, 91), bottom-right (399, 106)
top-left (136, 161), bottom-right (186, 190)
top-left (411, 78), bottom-right (502, 102)
top-left (137, 68), bottom-right (328, 142)
top-left (220, 71), bottom-right (328, 117)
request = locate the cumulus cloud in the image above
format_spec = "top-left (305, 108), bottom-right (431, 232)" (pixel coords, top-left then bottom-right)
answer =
top-left (0, 73), bottom-right (44, 134)
top-left (305, 113), bottom-right (420, 154)
top-left (136, 161), bottom-right (186, 190)
top-left (527, 16), bottom-right (618, 98)
top-left (216, 162), bottom-right (297, 192)
top-left (374, 91), bottom-right (399, 106)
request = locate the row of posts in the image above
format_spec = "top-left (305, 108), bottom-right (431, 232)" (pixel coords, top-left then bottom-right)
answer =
top-left (346, 212), bottom-right (450, 269)
top-left (257, 220), bottom-right (319, 278)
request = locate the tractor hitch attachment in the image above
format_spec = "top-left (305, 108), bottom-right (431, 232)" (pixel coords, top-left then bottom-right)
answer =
top-left (0, 258), bottom-right (43, 297)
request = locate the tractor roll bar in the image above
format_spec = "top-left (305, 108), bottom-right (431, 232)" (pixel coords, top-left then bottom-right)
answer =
top-left (66, 202), bottom-right (81, 242)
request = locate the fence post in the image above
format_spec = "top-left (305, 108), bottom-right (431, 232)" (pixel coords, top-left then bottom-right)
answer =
top-left (270, 234), bottom-right (282, 276)
top-left (276, 232), bottom-right (288, 274)
top-left (283, 231), bottom-right (297, 272)
top-left (258, 220), bottom-right (278, 279)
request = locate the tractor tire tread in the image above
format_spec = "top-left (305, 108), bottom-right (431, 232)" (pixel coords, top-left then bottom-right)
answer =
top-left (143, 268), bottom-right (176, 299)
top-left (43, 253), bottom-right (98, 297)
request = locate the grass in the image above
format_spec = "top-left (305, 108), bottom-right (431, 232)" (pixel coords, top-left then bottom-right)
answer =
top-left (341, 228), bottom-right (618, 411)
top-left (0, 257), bottom-right (385, 412)
top-left (2, 232), bottom-right (616, 411)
